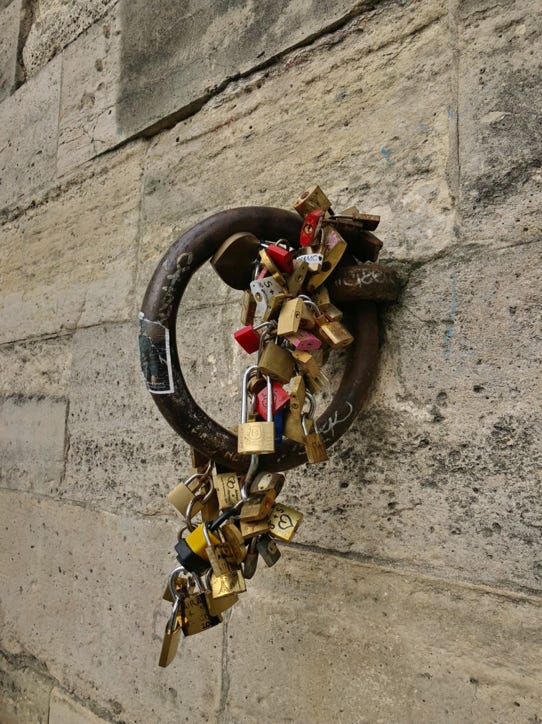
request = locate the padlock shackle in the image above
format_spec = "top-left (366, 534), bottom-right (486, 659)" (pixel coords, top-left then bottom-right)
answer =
top-left (141, 206), bottom-right (396, 472)
top-left (241, 364), bottom-right (259, 423)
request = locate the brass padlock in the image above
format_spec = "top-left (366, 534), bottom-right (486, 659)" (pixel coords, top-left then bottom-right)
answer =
top-left (301, 392), bottom-right (328, 464)
top-left (240, 289), bottom-right (257, 326)
top-left (239, 490), bottom-right (277, 522)
top-left (238, 366), bottom-right (275, 454)
top-left (203, 571), bottom-right (238, 616)
top-left (181, 589), bottom-right (222, 635)
top-left (167, 470), bottom-right (208, 517)
top-left (288, 260), bottom-right (309, 296)
top-left (293, 185), bottom-right (332, 217)
top-left (159, 570), bottom-right (187, 667)
top-left (268, 503), bottom-right (304, 542)
top-left (221, 522), bottom-right (247, 564)
top-left (315, 317), bottom-right (353, 349)
top-left (276, 298), bottom-right (303, 337)
top-left (306, 227), bottom-right (347, 291)
top-left (257, 534), bottom-right (281, 567)
top-left (213, 467), bottom-right (242, 509)
top-left (211, 232), bottom-right (260, 290)
top-left (258, 341), bottom-right (295, 383)
top-left (210, 568), bottom-right (246, 599)
top-left (240, 516), bottom-right (271, 539)
top-left (243, 537), bottom-right (259, 579)
top-left (249, 471), bottom-right (285, 496)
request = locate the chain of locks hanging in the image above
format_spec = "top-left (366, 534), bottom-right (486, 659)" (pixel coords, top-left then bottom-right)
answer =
top-left (158, 185), bottom-right (385, 666)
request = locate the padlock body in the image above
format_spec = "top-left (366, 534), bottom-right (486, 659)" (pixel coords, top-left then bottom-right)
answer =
top-left (211, 232), bottom-right (260, 289)
top-left (258, 344), bottom-right (295, 383)
top-left (316, 320), bottom-right (354, 348)
top-left (294, 185), bottom-right (331, 216)
top-left (276, 298), bottom-right (303, 336)
top-left (268, 503), bottom-right (304, 542)
top-left (205, 590), bottom-right (238, 616)
top-left (284, 329), bottom-right (321, 351)
top-left (257, 534), bottom-right (281, 567)
top-left (181, 593), bottom-right (222, 635)
top-left (237, 421), bottom-right (275, 454)
top-left (214, 471), bottom-right (242, 509)
top-left (255, 381), bottom-right (290, 418)
top-left (304, 431), bottom-right (329, 464)
top-left (167, 481), bottom-right (203, 517)
top-left (233, 326), bottom-right (260, 354)
top-left (211, 569), bottom-right (246, 599)
top-left (266, 244), bottom-right (293, 273)
top-left (158, 619), bottom-right (182, 667)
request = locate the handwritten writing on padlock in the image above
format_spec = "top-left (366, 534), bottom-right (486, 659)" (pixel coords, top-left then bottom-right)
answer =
top-left (249, 277), bottom-right (284, 316)
top-left (268, 503), bottom-right (304, 542)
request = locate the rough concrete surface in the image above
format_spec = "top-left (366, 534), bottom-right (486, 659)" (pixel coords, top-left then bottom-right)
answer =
top-left (116, 0), bottom-right (386, 137)
top-left (57, 7), bottom-right (123, 175)
top-left (0, 0), bottom-right (21, 102)
top-left (0, 0), bottom-right (541, 721)
top-left (0, 491), bottom-right (223, 724)
top-left (223, 549), bottom-right (542, 723)
top-left (21, 0), bottom-right (117, 78)
top-left (0, 143), bottom-right (145, 343)
top-left (0, 56), bottom-right (60, 210)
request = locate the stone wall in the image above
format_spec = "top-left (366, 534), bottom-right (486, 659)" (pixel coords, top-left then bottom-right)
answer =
top-left (1, 0), bottom-right (541, 722)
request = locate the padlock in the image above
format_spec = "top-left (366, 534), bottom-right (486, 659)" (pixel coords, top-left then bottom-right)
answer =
top-left (213, 467), bottom-right (242, 509)
top-left (250, 276), bottom-right (286, 317)
top-left (190, 446), bottom-right (210, 471)
top-left (242, 537), bottom-right (259, 579)
top-left (181, 587), bottom-right (222, 635)
top-left (268, 503), bottom-right (304, 542)
top-left (221, 522), bottom-right (247, 564)
top-left (283, 410), bottom-right (312, 444)
top-left (258, 341), bottom-right (295, 383)
top-left (159, 568), bottom-right (187, 667)
top-left (306, 227), bottom-right (347, 291)
top-left (240, 516), bottom-right (271, 539)
top-left (315, 317), bottom-right (353, 349)
top-left (301, 392), bottom-right (328, 464)
top-left (298, 301), bottom-right (317, 329)
top-left (167, 471), bottom-right (207, 517)
top-left (203, 523), bottom-right (235, 578)
top-left (276, 297), bottom-right (303, 337)
top-left (259, 248), bottom-right (288, 285)
top-left (274, 407), bottom-right (285, 447)
top-left (264, 243), bottom-right (294, 273)
top-left (336, 207), bottom-right (381, 231)
top-left (210, 567), bottom-right (246, 599)
top-left (249, 472), bottom-right (285, 496)
top-left (291, 349), bottom-right (322, 378)
top-left (210, 232), bottom-right (260, 290)
top-left (255, 380), bottom-right (290, 418)
top-left (257, 534), bottom-right (281, 567)
top-left (203, 570), bottom-right (238, 617)
top-left (233, 325), bottom-right (261, 354)
top-left (299, 209), bottom-right (325, 247)
top-left (288, 375), bottom-right (305, 419)
top-left (288, 260), bottom-right (309, 296)
top-left (262, 292), bottom-right (289, 322)
top-left (238, 368), bottom-right (275, 454)
top-left (175, 523), bottom-right (220, 574)
top-left (239, 490), bottom-right (277, 522)
top-left (293, 185), bottom-right (332, 217)
top-left (284, 329), bottom-right (322, 351)
top-left (240, 289), bottom-right (257, 326)
top-left (200, 488), bottom-right (220, 522)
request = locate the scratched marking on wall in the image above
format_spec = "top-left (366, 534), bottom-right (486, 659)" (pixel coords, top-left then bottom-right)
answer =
top-left (444, 273), bottom-right (457, 359)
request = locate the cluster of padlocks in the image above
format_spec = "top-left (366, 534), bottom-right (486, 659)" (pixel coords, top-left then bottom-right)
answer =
top-left (158, 186), bottom-right (383, 666)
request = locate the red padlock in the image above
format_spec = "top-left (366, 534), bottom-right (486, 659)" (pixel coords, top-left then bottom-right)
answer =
top-left (265, 244), bottom-right (294, 273)
top-left (233, 326), bottom-right (260, 354)
top-left (255, 381), bottom-right (290, 418)
top-left (300, 209), bottom-right (325, 247)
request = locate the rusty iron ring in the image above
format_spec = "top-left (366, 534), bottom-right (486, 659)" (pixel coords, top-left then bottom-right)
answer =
top-left (141, 206), bottom-right (396, 473)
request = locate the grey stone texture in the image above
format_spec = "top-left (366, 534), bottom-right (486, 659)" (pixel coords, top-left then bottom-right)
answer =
top-left (0, 56), bottom-right (60, 210)
top-left (116, 0), bottom-right (388, 137)
top-left (0, 143), bottom-right (145, 343)
top-left (0, 0), bottom-right (541, 721)
top-left (21, 0), bottom-right (117, 77)
top-left (0, 0), bottom-right (21, 102)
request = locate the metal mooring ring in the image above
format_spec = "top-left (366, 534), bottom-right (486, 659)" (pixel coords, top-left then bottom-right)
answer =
top-left (140, 206), bottom-right (397, 473)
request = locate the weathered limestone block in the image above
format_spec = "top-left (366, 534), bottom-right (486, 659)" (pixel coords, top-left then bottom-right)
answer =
top-left (0, 142), bottom-right (145, 344)
top-left (457, 0), bottom-right (542, 243)
top-left (0, 0), bottom-right (21, 102)
top-left (0, 491), bottom-right (223, 724)
top-left (224, 548), bottom-right (542, 723)
top-left (117, 0), bottom-right (398, 138)
top-left (140, 0), bottom-right (453, 296)
top-left (283, 240), bottom-right (542, 592)
top-left (0, 56), bottom-right (60, 210)
top-left (0, 652), bottom-right (52, 724)
top-left (61, 323), bottom-right (187, 515)
top-left (57, 7), bottom-right (123, 175)
top-left (49, 688), bottom-right (108, 724)
top-left (0, 335), bottom-right (72, 398)
top-left (21, 0), bottom-right (116, 77)
top-left (0, 396), bottom-right (66, 495)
